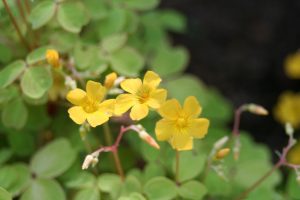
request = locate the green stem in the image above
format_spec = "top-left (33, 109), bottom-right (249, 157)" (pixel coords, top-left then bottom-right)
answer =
top-left (103, 123), bottom-right (125, 181)
top-left (235, 161), bottom-right (282, 200)
top-left (175, 150), bottom-right (180, 184)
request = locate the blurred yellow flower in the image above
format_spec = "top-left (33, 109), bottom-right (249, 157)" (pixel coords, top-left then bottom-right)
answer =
top-left (274, 92), bottom-right (300, 128)
top-left (155, 96), bottom-right (209, 151)
top-left (104, 72), bottom-right (117, 89)
top-left (285, 51), bottom-right (300, 79)
top-left (115, 71), bottom-right (167, 120)
top-left (46, 49), bottom-right (60, 68)
top-left (66, 81), bottom-right (115, 127)
top-left (287, 141), bottom-right (300, 165)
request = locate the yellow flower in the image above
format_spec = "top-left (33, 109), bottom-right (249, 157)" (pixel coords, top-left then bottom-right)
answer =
top-left (287, 141), bottom-right (300, 165)
top-left (104, 72), bottom-right (117, 89)
top-left (46, 49), bottom-right (60, 68)
top-left (285, 51), bottom-right (300, 79)
top-left (66, 81), bottom-right (115, 127)
top-left (274, 92), bottom-right (300, 128)
top-left (115, 71), bottom-right (167, 120)
top-left (155, 96), bottom-right (209, 151)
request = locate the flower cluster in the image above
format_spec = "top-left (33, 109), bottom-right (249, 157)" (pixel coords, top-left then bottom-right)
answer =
top-left (66, 71), bottom-right (209, 151)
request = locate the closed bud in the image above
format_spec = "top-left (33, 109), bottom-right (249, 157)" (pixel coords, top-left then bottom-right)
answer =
top-left (82, 154), bottom-right (99, 170)
top-left (215, 148), bottom-right (230, 160)
top-left (247, 104), bottom-right (268, 116)
top-left (104, 72), bottom-right (117, 89)
top-left (46, 49), bottom-right (60, 68)
top-left (132, 124), bottom-right (160, 149)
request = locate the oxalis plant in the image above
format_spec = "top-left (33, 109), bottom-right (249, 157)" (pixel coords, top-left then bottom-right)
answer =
top-left (0, 0), bottom-right (299, 200)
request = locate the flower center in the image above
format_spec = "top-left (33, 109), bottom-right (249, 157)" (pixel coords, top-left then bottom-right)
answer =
top-left (82, 99), bottom-right (99, 113)
top-left (137, 86), bottom-right (151, 103)
top-left (176, 117), bottom-right (188, 129)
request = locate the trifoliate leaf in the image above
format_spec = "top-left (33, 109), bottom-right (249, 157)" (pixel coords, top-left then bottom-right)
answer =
top-left (30, 138), bottom-right (76, 178)
top-left (0, 60), bottom-right (26, 89)
top-left (21, 66), bottom-right (53, 99)
top-left (29, 1), bottom-right (56, 29)
top-left (21, 179), bottom-right (65, 200)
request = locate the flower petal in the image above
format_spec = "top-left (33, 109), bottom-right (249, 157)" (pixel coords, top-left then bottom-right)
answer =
top-left (183, 96), bottom-right (202, 118)
top-left (143, 71), bottom-right (161, 89)
top-left (68, 106), bottom-right (87, 124)
top-left (170, 132), bottom-right (193, 151)
top-left (130, 104), bottom-right (149, 120)
top-left (155, 119), bottom-right (175, 141)
top-left (87, 111), bottom-right (109, 127)
top-left (86, 80), bottom-right (106, 102)
top-left (99, 99), bottom-right (116, 116)
top-left (66, 89), bottom-right (86, 106)
top-left (115, 94), bottom-right (137, 116)
top-left (158, 99), bottom-right (181, 120)
top-left (120, 78), bottom-right (142, 94)
top-left (188, 118), bottom-right (209, 138)
top-left (147, 89), bottom-right (167, 109)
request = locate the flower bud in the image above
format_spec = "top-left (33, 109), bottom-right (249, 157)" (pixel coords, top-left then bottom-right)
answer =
top-left (213, 136), bottom-right (229, 150)
top-left (82, 154), bottom-right (99, 170)
top-left (104, 72), bottom-right (117, 89)
top-left (46, 49), bottom-right (60, 68)
top-left (285, 123), bottom-right (294, 137)
top-left (247, 104), bottom-right (268, 116)
top-left (215, 148), bottom-right (230, 160)
top-left (132, 124), bottom-right (160, 149)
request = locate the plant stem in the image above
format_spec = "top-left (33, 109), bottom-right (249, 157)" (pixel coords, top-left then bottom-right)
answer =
top-left (2, 0), bottom-right (30, 50)
top-left (103, 123), bottom-right (125, 181)
top-left (24, 0), bottom-right (30, 14)
top-left (235, 161), bottom-right (282, 200)
top-left (175, 150), bottom-right (180, 184)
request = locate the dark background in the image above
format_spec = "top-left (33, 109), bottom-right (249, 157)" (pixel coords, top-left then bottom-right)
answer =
top-left (161, 0), bottom-right (300, 153)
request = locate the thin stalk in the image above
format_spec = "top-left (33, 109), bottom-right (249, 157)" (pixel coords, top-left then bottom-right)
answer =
top-left (175, 150), bottom-right (180, 184)
top-left (103, 123), bottom-right (125, 181)
top-left (2, 0), bottom-right (30, 50)
top-left (235, 161), bottom-right (282, 200)
top-left (24, 0), bottom-right (30, 14)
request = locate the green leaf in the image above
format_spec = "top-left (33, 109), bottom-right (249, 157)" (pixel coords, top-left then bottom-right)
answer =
top-left (121, 175), bottom-right (142, 196)
top-left (151, 46), bottom-right (189, 77)
top-left (143, 163), bottom-right (165, 182)
top-left (26, 46), bottom-right (50, 65)
top-left (74, 188), bottom-right (100, 200)
top-left (287, 172), bottom-right (300, 199)
top-left (50, 31), bottom-right (78, 52)
top-left (0, 187), bottom-right (12, 200)
top-left (57, 2), bottom-right (89, 33)
top-left (2, 97), bottom-right (28, 130)
top-left (29, 1), bottom-right (56, 29)
top-left (128, 193), bottom-right (146, 200)
top-left (110, 47), bottom-right (144, 76)
top-left (124, 0), bottom-right (159, 11)
top-left (98, 173), bottom-right (122, 199)
top-left (0, 164), bottom-right (30, 197)
top-left (0, 86), bottom-right (18, 105)
top-left (85, 0), bottom-right (108, 20)
top-left (21, 179), bottom-right (65, 200)
top-left (98, 8), bottom-right (126, 38)
top-left (21, 66), bottom-right (53, 99)
top-left (172, 151), bottom-right (206, 182)
top-left (8, 131), bottom-right (35, 157)
top-left (65, 172), bottom-right (96, 189)
top-left (144, 177), bottom-right (177, 200)
top-left (73, 43), bottom-right (97, 70)
top-left (30, 138), bottom-right (76, 178)
top-left (0, 149), bottom-right (12, 166)
top-left (0, 60), bottom-right (26, 89)
top-left (0, 44), bottom-right (12, 63)
top-left (102, 33), bottom-right (127, 53)
top-left (178, 181), bottom-right (207, 200)
top-left (160, 10), bottom-right (186, 33)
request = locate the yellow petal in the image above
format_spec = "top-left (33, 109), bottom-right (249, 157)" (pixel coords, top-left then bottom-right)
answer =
top-left (147, 89), bottom-right (167, 109)
top-left (86, 80), bottom-right (106, 102)
top-left (115, 94), bottom-right (137, 115)
top-left (143, 71), bottom-right (161, 89)
top-left (120, 78), bottom-right (142, 94)
top-left (66, 89), bottom-right (86, 106)
top-left (158, 99), bottom-right (181, 120)
top-left (170, 132), bottom-right (193, 151)
top-left (130, 104), bottom-right (149, 120)
top-left (68, 106), bottom-right (87, 124)
top-left (183, 96), bottom-right (202, 117)
top-left (188, 118), bottom-right (209, 138)
top-left (99, 99), bottom-right (116, 116)
top-left (155, 119), bottom-right (175, 141)
top-left (87, 111), bottom-right (109, 127)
